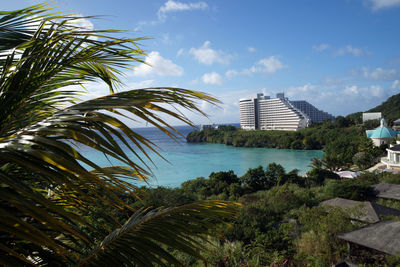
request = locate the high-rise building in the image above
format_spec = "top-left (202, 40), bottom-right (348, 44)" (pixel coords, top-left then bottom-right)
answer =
top-left (291, 100), bottom-right (334, 123)
top-left (239, 93), bottom-right (334, 131)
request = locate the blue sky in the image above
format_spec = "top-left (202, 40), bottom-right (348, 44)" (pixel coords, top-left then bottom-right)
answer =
top-left (5, 0), bottom-right (400, 125)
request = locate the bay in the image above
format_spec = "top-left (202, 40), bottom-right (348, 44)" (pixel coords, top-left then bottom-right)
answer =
top-left (80, 125), bottom-right (324, 187)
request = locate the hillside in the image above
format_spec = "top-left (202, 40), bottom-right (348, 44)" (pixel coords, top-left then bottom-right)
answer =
top-left (346, 93), bottom-right (400, 124)
top-left (367, 93), bottom-right (400, 122)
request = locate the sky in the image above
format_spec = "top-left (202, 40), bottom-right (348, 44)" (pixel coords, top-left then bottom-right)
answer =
top-left (4, 0), bottom-right (400, 126)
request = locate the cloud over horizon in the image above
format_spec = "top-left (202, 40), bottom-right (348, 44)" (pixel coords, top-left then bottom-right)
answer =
top-left (202, 72), bottom-right (223, 85)
top-left (189, 41), bottom-right (233, 65)
top-left (158, 0), bottom-right (208, 21)
top-left (367, 0), bottom-right (400, 10)
top-left (133, 51), bottom-right (184, 76)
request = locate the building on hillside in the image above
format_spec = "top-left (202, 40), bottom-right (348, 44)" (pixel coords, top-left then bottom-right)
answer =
top-left (381, 143), bottom-right (400, 171)
top-left (320, 197), bottom-right (400, 223)
top-left (362, 112), bottom-right (382, 123)
top-left (371, 183), bottom-right (400, 201)
top-left (366, 118), bottom-right (400, 146)
top-left (291, 100), bottom-right (334, 123)
top-left (239, 93), bottom-right (332, 131)
top-left (339, 220), bottom-right (400, 256)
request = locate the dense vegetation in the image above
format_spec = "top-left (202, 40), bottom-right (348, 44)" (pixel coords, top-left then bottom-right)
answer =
top-left (187, 122), bottom-right (387, 171)
top-left (187, 123), bottom-right (359, 150)
top-left (126, 165), bottom-right (400, 266)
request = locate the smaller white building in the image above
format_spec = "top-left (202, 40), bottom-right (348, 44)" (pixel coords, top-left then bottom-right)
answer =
top-left (362, 112), bottom-right (382, 123)
top-left (382, 143), bottom-right (400, 171)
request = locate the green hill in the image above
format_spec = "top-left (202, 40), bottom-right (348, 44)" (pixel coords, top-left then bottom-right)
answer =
top-left (346, 93), bottom-right (400, 125)
top-left (367, 93), bottom-right (400, 122)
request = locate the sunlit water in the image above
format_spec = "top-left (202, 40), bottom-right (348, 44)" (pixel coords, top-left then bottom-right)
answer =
top-left (79, 125), bottom-right (324, 187)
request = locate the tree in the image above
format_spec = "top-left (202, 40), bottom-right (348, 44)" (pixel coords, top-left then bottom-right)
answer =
top-left (241, 165), bottom-right (267, 192)
top-left (0, 4), bottom-right (239, 265)
top-left (265, 163), bottom-right (286, 186)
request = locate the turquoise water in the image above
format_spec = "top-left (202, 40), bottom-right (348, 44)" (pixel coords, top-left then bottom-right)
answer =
top-left (79, 126), bottom-right (324, 187)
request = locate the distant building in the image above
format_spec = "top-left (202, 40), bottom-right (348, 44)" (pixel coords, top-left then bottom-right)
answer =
top-left (239, 93), bottom-right (333, 131)
top-left (291, 100), bottom-right (334, 123)
top-left (362, 112), bottom-right (382, 123)
top-left (366, 118), bottom-right (400, 146)
top-left (239, 96), bottom-right (259, 130)
top-left (240, 93), bottom-right (309, 131)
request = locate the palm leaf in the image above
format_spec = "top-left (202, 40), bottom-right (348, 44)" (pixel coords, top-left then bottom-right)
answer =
top-left (0, 3), bottom-right (234, 266)
top-left (79, 201), bottom-right (240, 267)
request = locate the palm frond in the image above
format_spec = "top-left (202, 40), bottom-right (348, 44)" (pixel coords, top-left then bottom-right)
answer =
top-left (0, 3), bottom-right (234, 266)
top-left (79, 201), bottom-right (240, 267)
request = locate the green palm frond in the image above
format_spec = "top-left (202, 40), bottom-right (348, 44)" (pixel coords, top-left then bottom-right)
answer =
top-left (80, 201), bottom-right (240, 266)
top-left (0, 3), bottom-right (236, 266)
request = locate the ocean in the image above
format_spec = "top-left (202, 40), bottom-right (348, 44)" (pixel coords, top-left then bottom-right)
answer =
top-left (79, 125), bottom-right (324, 187)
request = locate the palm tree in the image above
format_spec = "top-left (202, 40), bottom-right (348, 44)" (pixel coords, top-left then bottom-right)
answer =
top-left (0, 4), bottom-right (239, 266)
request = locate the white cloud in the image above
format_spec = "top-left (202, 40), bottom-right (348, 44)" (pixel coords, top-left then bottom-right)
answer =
top-left (225, 69), bottom-right (239, 79)
top-left (312, 44), bottom-right (330, 52)
top-left (392, 80), bottom-right (400, 89)
top-left (368, 0), bottom-right (400, 10)
top-left (126, 80), bottom-right (155, 89)
top-left (67, 16), bottom-right (94, 30)
top-left (248, 46), bottom-right (256, 53)
top-left (202, 72), bottom-right (223, 85)
top-left (225, 56), bottom-right (285, 78)
top-left (177, 48), bottom-right (184, 56)
top-left (343, 84), bottom-right (386, 98)
top-left (158, 0), bottom-right (208, 21)
top-left (283, 81), bottom-right (398, 116)
top-left (334, 45), bottom-right (367, 57)
top-left (189, 41), bottom-right (233, 65)
top-left (361, 67), bottom-right (400, 80)
top-left (247, 56), bottom-right (284, 74)
top-left (133, 51), bottom-right (183, 76)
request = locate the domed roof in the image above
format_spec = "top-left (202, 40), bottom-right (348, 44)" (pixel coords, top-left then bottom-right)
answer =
top-left (366, 118), bottom-right (400, 139)
top-left (369, 126), bottom-right (398, 139)
top-left (366, 117), bottom-right (399, 139)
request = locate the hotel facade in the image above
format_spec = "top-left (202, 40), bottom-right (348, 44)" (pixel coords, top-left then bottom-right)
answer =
top-left (240, 93), bottom-right (334, 131)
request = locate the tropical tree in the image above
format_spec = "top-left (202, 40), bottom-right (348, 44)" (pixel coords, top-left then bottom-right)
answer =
top-left (0, 4), bottom-right (239, 266)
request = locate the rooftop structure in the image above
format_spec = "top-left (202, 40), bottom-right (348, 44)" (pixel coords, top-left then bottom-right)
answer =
top-left (320, 197), bottom-right (400, 223)
top-left (339, 220), bottom-right (400, 256)
top-left (365, 118), bottom-right (400, 146)
top-left (362, 112), bottom-right (382, 123)
top-left (240, 93), bottom-right (333, 131)
top-left (371, 183), bottom-right (400, 201)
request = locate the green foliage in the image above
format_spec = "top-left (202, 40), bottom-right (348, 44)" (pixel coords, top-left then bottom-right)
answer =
top-left (353, 151), bottom-right (375, 170)
top-left (240, 165), bottom-right (267, 192)
top-left (0, 3), bottom-right (239, 266)
top-left (323, 179), bottom-right (374, 200)
top-left (368, 93), bottom-right (400, 123)
top-left (295, 206), bottom-right (357, 266)
top-left (306, 167), bottom-right (340, 186)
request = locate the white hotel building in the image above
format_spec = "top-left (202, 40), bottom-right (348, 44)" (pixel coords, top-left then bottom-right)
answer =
top-left (240, 93), bottom-right (333, 131)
